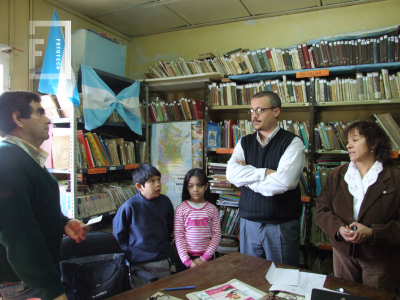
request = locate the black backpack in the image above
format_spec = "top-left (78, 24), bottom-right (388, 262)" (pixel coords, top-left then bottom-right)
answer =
top-left (60, 253), bottom-right (129, 300)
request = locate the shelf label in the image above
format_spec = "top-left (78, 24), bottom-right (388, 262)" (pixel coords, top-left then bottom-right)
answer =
top-left (301, 196), bottom-right (310, 202)
top-left (216, 148), bottom-right (234, 154)
top-left (125, 164), bottom-right (139, 170)
top-left (319, 244), bottom-right (333, 251)
top-left (296, 69), bottom-right (329, 78)
top-left (109, 167), bottom-right (116, 170)
top-left (88, 168), bottom-right (107, 174)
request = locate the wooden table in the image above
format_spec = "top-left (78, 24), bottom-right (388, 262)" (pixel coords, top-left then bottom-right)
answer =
top-left (108, 252), bottom-right (394, 300)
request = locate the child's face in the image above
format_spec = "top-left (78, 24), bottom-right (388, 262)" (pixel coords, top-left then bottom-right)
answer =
top-left (187, 176), bottom-right (207, 203)
top-left (138, 176), bottom-right (161, 200)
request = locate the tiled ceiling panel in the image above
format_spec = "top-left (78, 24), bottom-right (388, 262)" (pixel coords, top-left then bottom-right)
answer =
top-left (93, 4), bottom-right (189, 36)
top-left (165, 0), bottom-right (250, 25)
top-left (241, 0), bottom-right (320, 15)
top-left (56, 0), bottom-right (156, 18)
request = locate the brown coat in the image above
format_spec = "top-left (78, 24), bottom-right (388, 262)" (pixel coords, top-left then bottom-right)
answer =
top-left (315, 163), bottom-right (400, 259)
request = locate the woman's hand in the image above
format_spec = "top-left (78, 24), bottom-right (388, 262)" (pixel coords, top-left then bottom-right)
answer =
top-left (339, 223), bottom-right (371, 244)
top-left (349, 222), bottom-right (373, 243)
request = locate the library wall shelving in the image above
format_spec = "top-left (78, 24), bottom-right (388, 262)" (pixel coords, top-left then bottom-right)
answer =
top-left (141, 72), bottom-right (222, 208)
top-left (203, 53), bottom-right (400, 260)
top-left (35, 65), bottom-right (147, 225)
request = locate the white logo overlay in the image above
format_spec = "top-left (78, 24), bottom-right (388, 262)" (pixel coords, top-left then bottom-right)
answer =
top-left (29, 20), bottom-right (72, 80)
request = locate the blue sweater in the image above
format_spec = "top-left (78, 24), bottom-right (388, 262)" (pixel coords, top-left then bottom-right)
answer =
top-left (112, 192), bottom-right (174, 263)
top-left (0, 141), bottom-right (69, 300)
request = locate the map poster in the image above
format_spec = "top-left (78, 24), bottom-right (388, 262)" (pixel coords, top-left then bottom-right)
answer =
top-left (152, 121), bottom-right (204, 208)
top-left (152, 121), bottom-right (203, 208)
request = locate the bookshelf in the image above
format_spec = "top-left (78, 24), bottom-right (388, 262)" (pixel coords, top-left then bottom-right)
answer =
top-left (142, 73), bottom-right (222, 208)
top-left (203, 30), bottom-right (400, 255)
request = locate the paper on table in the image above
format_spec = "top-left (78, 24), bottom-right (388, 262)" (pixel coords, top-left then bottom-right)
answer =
top-left (80, 215), bottom-right (103, 227)
top-left (269, 271), bottom-right (326, 296)
top-left (265, 262), bottom-right (299, 286)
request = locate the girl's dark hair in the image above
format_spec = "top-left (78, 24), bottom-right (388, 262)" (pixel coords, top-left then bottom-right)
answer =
top-left (344, 120), bottom-right (393, 166)
top-left (182, 168), bottom-right (211, 202)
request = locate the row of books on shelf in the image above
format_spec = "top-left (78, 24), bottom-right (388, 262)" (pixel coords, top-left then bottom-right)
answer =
top-left (315, 113), bottom-right (400, 152)
top-left (76, 130), bottom-right (147, 169)
top-left (207, 120), bottom-right (254, 149)
top-left (311, 70), bottom-right (400, 103)
top-left (67, 182), bottom-right (138, 219)
top-left (145, 56), bottom-right (218, 79)
top-left (219, 206), bottom-right (240, 236)
top-left (208, 69), bottom-right (400, 106)
top-left (145, 33), bottom-right (400, 79)
top-left (310, 207), bottom-right (331, 246)
top-left (148, 98), bottom-right (204, 123)
top-left (223, 35), bottom-right (400, 75)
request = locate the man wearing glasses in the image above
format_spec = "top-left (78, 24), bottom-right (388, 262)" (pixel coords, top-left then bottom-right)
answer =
top-left (226, 91), bottom-right (305, 267)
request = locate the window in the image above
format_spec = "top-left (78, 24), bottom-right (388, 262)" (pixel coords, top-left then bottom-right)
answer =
top-left (0, 50), bottom-right (9, 140)
top-left (0, 50), bottom-right (10, 94)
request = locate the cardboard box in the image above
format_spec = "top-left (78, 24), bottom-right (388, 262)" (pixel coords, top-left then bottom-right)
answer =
top-left (72, 29), bottom-right (126, 77)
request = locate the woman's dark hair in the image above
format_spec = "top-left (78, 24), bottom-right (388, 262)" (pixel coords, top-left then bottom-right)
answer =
top-left (0, 91), bottom-right (41, 136)
top-left (182, 168), bottom-right (211, 202)
top-left (344, 120), bottom-right (393, 166)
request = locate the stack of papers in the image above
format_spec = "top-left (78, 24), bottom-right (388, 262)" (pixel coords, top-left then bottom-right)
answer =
top-left (265, 263), bottom-right (327, 299)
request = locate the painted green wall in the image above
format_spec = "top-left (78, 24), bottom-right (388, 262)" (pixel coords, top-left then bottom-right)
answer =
top-left (129, 0), bottom-right (400, 80)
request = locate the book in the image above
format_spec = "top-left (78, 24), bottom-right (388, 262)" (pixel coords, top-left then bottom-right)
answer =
top-left (186, 279), bottom-right (266, 300)
top-left (207, 121), bottom-right (220, 148)
top-left (84, 132), bottom-right (106, 166)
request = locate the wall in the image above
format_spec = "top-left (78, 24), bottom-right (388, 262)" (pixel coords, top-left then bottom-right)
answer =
top-left (129, 0), bottom-right (400, 80)
top-left (1, 0), bottom-right (132, 91)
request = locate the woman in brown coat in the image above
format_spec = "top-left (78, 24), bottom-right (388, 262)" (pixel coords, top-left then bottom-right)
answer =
top-left (315, 120), bottom-right (400, 293)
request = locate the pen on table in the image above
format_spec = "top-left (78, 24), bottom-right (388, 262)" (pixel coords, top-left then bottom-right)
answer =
top-left (162, 286), bottom-right (196, 291)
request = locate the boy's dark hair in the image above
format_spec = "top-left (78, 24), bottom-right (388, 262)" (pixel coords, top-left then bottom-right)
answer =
top-left (132, 163), bottom-right (161, 186)
top-left (0, 91), bottom-right (41, 137)
top-left (182, 168), bottom-right (211, 202)
top-left (344, 120), bottom-right (393, 166)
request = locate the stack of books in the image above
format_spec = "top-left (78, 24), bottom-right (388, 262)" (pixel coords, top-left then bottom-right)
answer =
top-left (148, 98), bottom-right (204, 122)
top-left (372, 113), bottom-right (400, 152)
top-left (217, 237), bottom-right (239, 253)
top-left (208, 165), bottom-right (240, 195)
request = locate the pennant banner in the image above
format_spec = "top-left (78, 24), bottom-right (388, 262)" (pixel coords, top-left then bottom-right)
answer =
top-left (38, 10), bottom-right (80, 107)
top-left (81, 65), bottom-right (142, 135)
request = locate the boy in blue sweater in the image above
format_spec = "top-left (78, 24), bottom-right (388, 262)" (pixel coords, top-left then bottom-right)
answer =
top-left (113, 163), bottom-right (174, 288)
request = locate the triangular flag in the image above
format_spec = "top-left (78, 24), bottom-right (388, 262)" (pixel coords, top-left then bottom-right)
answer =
top-left (38, 10), bottom-right (79, 107)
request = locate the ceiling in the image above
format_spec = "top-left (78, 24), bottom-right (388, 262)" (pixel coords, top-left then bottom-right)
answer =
top-left (55, 0), bottom-right (380, 38)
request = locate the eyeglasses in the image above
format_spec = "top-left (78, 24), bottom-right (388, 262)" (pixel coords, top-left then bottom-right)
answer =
top-left (248, 107), bottom-right (277, 115)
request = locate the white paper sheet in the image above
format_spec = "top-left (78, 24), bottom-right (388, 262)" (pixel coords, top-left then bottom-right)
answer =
top-left (269, 271), bottom-right (326, 296)
top-left (265, 262), bottom-right (299, 286)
